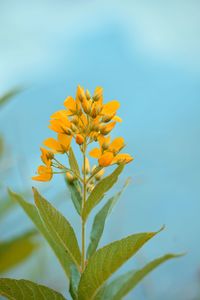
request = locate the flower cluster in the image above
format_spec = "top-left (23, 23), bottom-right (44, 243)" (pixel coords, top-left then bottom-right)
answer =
top-left (32, 85), bottom-right (133, 181)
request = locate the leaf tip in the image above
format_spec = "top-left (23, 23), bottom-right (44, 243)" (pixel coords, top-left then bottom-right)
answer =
top-left (32, 187), bottom-right (39, 205)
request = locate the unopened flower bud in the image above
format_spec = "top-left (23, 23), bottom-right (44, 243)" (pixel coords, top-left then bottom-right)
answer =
top-left (71, 116), bottom-right (79, 126)
top-left (102, 141), bottom-right (110, 150)
top-left (66, 171), bottom-right (75, 183)
top-left (87, 183), bottom-right (95, 192)
top-left (102, 113), bottom-right (115, 123)
top-left (93, 133), bottom-right (98, 141)
top-left (76, 134), bottom-right (84, 145)
top-left (95, 168), bottom-right (105, 181)
top-left (90, 107), bottom-right (98, 118)
top-left (77, 85), bottom-right (85, 102)
top-left (100, 122), bottom-right (116, 135)
top-left (82, 99), bottom-right (91, 114)
top-left (82, 157), bottom-right (90, 175)
top-left (93, 87), bottom-right (103, 102)
top-left (91, 124), bottom-right (100, 132)
top-left (85, 89), bottom-right (91, 100)
top-left (63, 127), bottom-right (72, 135)
top-left (71, 123), bottom-right (78, 132)
top-left (91, 165), bottom-right (97, 175)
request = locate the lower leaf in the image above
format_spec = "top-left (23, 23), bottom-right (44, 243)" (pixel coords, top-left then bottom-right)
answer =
top-left (95, 253), bottom-right (182, 300)
top-left (0, 278), bottom-right (66, 300)
top-left (78, 228), bottom-right (163, 300)
top-left (0, 230), bottom-right (38, 273)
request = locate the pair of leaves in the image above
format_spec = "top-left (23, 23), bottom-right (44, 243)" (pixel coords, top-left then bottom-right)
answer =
top-left (0, 278), bottom-right (66, 300)
top-left (95, 253), bottom-right (181, 300)
top-left (0, 230), bottom-right (38, 273)
top-left (78, 228), bottom-right (162, 300)
top-left (9, 189), bottom-right (80, 278)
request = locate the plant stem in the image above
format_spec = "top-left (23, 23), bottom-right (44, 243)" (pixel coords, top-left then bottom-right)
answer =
top-left (81, 140), bottom-right (87, 271)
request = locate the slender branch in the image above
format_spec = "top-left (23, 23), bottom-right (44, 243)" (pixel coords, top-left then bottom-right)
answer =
top-left (53, 157), bottom-right (83, 183)
top-left (81, 140), bottom-right (87, 271)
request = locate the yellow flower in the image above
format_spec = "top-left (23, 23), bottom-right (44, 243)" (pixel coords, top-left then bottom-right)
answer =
top-left (33, 85), bottom-right (132, 182)
top-left (89, 136), bottom-right (133, 167)
top-left (44, 134), bottom-right (72, 153)
top-left (32, 165), bottom-right (53, 182)
top-left (40, 148), bottom-right (53, 166)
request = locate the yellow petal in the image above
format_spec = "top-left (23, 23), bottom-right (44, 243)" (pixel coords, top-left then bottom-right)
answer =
top-left (51, 110), bottom-right (69, 119)
top-left (112, 153), bottom-right (134, 165)
top-left (64, 96), bottom-right (76, 112)
top-left (43, 138), bottom-right (64, 153)
top-left (40, 148), bottom-right (53, 166)
top-left (113, 115), bottom-right (122, 122)
top-left (98, 152), bottom-right (114, 167)
top-left (58, 134), bottom-right (72, 152)
top-left (89, 148), bottom-right (101, 158)
top-left (102, 100), bottom-right (120, 115)
top-left (32, 165), bottom-right (52, 182)
top-left (109, 137), bottom-right (125, 153)
top-left (49, 119), bottom-right (71, 134)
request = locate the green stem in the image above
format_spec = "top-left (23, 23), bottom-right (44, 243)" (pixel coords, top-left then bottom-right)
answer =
top-left (81, 140), bottom-right (87, 271)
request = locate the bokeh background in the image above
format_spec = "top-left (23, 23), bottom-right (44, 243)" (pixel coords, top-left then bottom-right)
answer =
top-left (1, 1), bottom-right (200, 299)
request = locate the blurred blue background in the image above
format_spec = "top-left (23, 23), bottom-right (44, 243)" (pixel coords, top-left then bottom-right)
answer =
top-left (0, 1), bottom-right (200, 299)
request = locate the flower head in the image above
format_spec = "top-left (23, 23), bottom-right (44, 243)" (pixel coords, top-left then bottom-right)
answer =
top-left (32, 85), bottom-right (133, 181)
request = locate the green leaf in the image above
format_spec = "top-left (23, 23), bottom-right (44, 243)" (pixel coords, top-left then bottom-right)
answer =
top-left (0, 87), bottom-right (21, 109)
top-left (9, 189), bottom-right (74, 278)
top-left (0, 136), bottom-right (4, 157)
top-left (0, 230), bottom-right (38, 273)
top-left (78, 228), bottom-right (163, 300)
top-left (87, 179), bottom-right (130, 259)
top-left (33, 187), bottom-right (81, 268)
top-left (83, 165), bottom-right (124, 221)
top-left (69, 148), bottom-right (80, 176)
top-left (65, 179), bottom-right (82, 215)
top-left (95, 253), bottom-right (181, 300)
top-left (0, 196), bottom-right (16, 219)
top-left (0, 278), bottom-right (66, 300)
top-left (69, 264), bottom-right (81, 300)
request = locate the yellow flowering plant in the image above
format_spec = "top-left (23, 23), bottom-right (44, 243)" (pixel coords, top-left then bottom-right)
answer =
top-left (0, 86), bottom-right (181, 300)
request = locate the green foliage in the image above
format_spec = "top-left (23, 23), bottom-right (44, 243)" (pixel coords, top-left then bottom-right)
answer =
top-left (0, 195), bottom-right (16, 219)
top-left (66, 179), bottom-right (82, 215)
top-left (0, 230), bottom-right (38, 273)
top-left (87, 178), bottom-right (130, 259)
top-left (0, 87), bottom-right (21, 109)
top-left (0, 278), bottom-right (66, 300)
top-left (5, 145), bottom-right (181, 299)
top-left (83, 165), bottom-right (124, 221)
top-left (78, 229), bottom-right (161, 300)
top-left (33, 187), bottom-right (81, 268)
top-left (69, 148), bottom-right (80, 177)
top-left (69, 264), bottom-right (81, 300)
top-left (95, 254), bottom-right (181, 300)
top-left (9, 189), bottom-right (75, 278)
